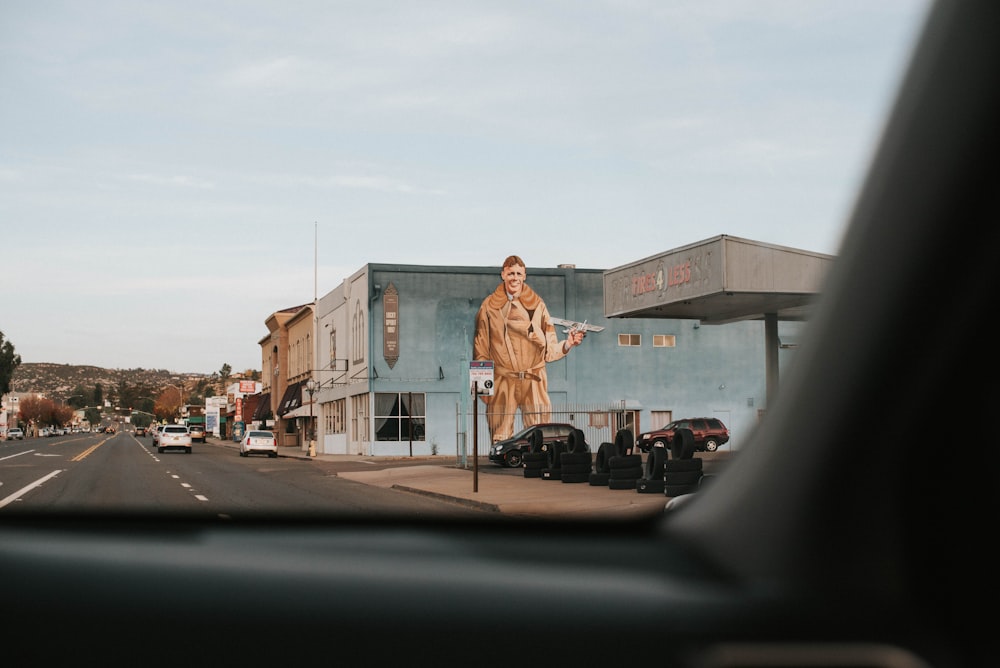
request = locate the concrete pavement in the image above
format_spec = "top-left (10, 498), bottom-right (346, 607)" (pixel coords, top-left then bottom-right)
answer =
top-left (299, 449), bottom-right (728, 519)
top-left (213, 436), bottom-right (728, 519)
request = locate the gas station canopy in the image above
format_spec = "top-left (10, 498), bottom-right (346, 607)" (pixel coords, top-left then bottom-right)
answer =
top-left (603, 234), bottom-right (835, 405)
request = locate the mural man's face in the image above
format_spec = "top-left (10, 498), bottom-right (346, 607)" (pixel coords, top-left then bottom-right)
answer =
top-left (502, 264), bottom-right (525, 299)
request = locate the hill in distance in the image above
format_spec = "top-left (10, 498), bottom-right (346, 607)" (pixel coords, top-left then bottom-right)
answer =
top-left (10, 362), bottom-right (233, 403)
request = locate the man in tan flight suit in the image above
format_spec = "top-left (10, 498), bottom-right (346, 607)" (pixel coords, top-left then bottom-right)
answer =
top-left (473, 255), bottom-right (586, 443)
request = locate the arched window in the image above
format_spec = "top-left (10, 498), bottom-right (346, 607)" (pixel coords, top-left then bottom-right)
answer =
top-left (352, 300), bottom-right (365, 364)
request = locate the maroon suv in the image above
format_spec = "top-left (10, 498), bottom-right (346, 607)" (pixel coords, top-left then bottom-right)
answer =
top-left (636, 417), bottom-right (730, 453)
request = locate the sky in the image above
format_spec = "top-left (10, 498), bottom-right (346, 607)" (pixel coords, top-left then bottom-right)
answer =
top-left (0, 0), bottom-right (931, 375)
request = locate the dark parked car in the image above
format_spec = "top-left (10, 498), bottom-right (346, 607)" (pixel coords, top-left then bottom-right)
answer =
top-left (637, 417), bottom-right (730, 453)
top-left (488, 422), bottom-right (574, 467)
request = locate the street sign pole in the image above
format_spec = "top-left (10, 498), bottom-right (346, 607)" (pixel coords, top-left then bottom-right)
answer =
top-left (469, 361), bottom-right (495, 494)
top-left (472, 384), bottom-right (478, 493)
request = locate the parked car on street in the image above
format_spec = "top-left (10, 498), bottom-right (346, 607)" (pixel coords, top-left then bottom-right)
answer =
top-left (7, 428), bottom-right (24, 440)
top-left (240, 430), bottom-right (277, 458)
top-left (151, 424), bottom-right (164, 446)
top-left (188, 424), bottom-right (206, 443)
top-left (636, 417), bottom-right (730, 453)
top-left (158, 424), bottom-right (192, 454)
top-left (488, 422), bottom-right (575, 467)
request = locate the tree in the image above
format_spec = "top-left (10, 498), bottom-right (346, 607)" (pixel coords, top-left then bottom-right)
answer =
top-left (94, 383), bottom-right (104, 408)
top-left (18, 395), bottom-right (47, 428)
top-left (84, 407), bottom-right (102, 427)
top-left (0, 330), bottom-right (22, 396)
top-left (68, 385), bottom-right (91, 408)
top-left (218, 363), bottom-right (232, 389)
top-left (17, 395), bottom-right (71, 429)
top-left (155, 386), bottom-right (184, 421)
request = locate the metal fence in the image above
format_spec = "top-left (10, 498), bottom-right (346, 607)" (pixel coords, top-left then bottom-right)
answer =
top-left (457, 402), bottom-right (634, 457)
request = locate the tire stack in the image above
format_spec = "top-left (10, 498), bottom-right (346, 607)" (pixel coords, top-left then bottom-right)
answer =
top-left (522, 429), bottom-right (548, 478)
top-left (637, 446), bottom-right (667, 494)
top-left (559, 428), bottom-right (592, 483)
top-left (607, 429), bottom-right (643, 490)
top-left (664, 428), bottom-right (703, 496)
top-left (541, 438), bottom-right (565, 480)
top-left (589, 441), bottom-right (618, 486)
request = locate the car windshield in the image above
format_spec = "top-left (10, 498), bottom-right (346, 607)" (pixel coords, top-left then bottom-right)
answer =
top-left (0, 2), bottom-right (930, 521)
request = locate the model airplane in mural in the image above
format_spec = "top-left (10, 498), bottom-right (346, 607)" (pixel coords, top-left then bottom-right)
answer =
top-left (549, 317), bottom-right (605, 335)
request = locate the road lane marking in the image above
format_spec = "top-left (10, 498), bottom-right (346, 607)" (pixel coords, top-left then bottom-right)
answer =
top-left (72, 443), bottom-right (104, 461)
top-left (0, 470), bottom-right (63, 508)
top-left (1, 450), bottom-right (35, 461)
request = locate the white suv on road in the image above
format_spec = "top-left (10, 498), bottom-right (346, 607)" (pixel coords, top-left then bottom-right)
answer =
top-left (240, 430), bottom-right (278, 458)
top-left (158, 424), bottom-right (192, 454)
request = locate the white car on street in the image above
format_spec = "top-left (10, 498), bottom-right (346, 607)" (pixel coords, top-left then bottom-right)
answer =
top-left (158, 424), bottom-right (192, 454)
top-left (7, 428), bottom-right (24, 440)
top-left (240, 430), bottom-right (278, 458)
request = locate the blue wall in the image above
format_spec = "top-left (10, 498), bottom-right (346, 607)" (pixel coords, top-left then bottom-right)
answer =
top-left (366, 263), bottom-right (802, 456)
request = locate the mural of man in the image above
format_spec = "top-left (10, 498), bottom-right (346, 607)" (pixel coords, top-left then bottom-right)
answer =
top-left (473, 255), bottom-right (585, 443)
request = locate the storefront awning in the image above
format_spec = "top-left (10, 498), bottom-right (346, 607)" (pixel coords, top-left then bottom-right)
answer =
top-left (281, 401), bottom-right (316, 420)
top-left (277, 381), bottom-right (304, 417)
top-left (251, 393), bottom-right (271, 420)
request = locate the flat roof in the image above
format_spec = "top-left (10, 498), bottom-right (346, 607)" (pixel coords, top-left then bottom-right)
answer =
top-left (603, 235), bottom-right (834, 324)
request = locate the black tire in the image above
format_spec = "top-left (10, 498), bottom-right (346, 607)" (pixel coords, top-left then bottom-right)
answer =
top-left (546, 442), bottom-right (566, 469)
top-left (608, 454), bottom-right (642, 469)
top-left (595, 442), bottom-right (618, 473)
top-left (269, 452), bottom-right (277, 458)
top-left (614, 429), bottom-right (635, 455)
top-left (523, 467), bottom-right (543, 478)
top-left (560, 451), bottom-right (591, 468)
top-left (644, 448), bottom-right (666, 480)
top-left (529, 429), bottom-right (544, 454)
top-left (504, 448), bottom-right (524, 468)
top-left (703, 438), bottom-right (720, 452)
top-left (559, 463), bottom-right (592, 476)
top-left (186, 447), bottom-right (192, 454)
top-left (665, 470), bottom-right (703, 486)
top-left (670, 428), bottom-right (696, 460)
top-left (609, 466), bottom-right (644, 480)
top-left (664, 458), bottom-right (703, 473)
top-left (157, 447), bottom-right (164, 453)
top-left (523, 452), bottom-right (548, 469)
top-left (567, 429), bottom-right (589, 454)
top-left (541, 468), bottom-right (562, 480)
top-left (666, 483), bottom-right (700, 497)
top-left (608, 477), bottom-right (638, 490)
top-left (588, 471), bottom-right (610, 486)
top-left (636, 478), bottom-right (665, 494)
top-left (560, 471), bottom-right (590, 484)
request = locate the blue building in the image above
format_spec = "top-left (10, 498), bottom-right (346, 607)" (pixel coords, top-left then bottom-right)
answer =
top-left (282, 239), bottom-right (824, 459)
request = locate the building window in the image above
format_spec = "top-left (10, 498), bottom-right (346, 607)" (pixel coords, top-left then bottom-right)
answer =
top-left (653, 334), bottom-right (676, 348)
top-left (618, 333), bottom-right (641, 347)
top-left (374, 392), bottom-right (425, 441)
top-left (325, 398), bottom-right (346, 434)
top-left (351, 394), bottom-right (368, 446)
top-left (352, 300), bottom-right (365, 364)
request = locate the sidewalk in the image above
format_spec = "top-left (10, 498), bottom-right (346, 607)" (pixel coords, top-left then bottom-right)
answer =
top-left (215, 437), bottom-right (716, 518)
top-left (335, 462), bottom-right (674, 518)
